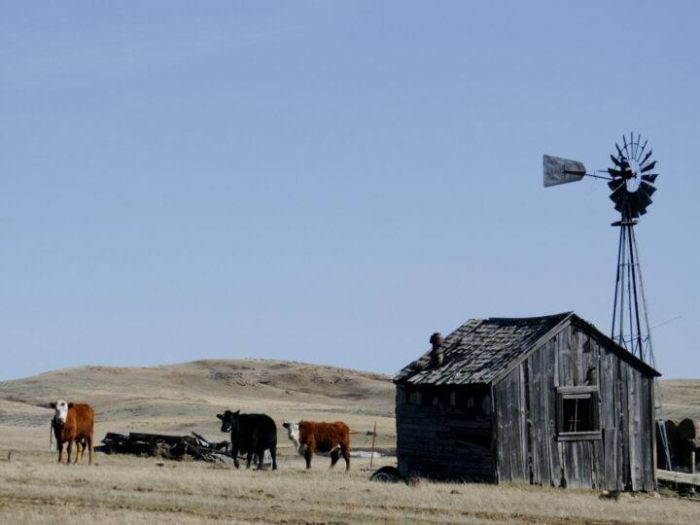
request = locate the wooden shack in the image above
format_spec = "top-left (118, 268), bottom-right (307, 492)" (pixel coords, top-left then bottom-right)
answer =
top-left (394, 312), bottom-right (660, 490)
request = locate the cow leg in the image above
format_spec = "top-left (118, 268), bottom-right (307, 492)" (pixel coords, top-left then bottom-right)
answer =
top-left (330, 447), bottom-right (340, 468)
top-left (232, 447), bottom-right (240, 469)
top-left (342, 446), bottom-right (350, 471)
top-left (87, 436), bottom-right (94, 465)
top-left (78, 438), bottom-right (90, 464)
top-left (79, 439), bottom-right (88, 463)
top-left (66, 439), bottom-right (73, 464)
top-left (75, 440), bottom-right (83, 464)
top-left (246, 450), bottom-right (253, 469)
top-left (304, 447), bottom-right (313, 469)
top-left (256, 451), bottom-right (264, 470)
top-left (270, 446), bottom-right (277, 470)
top-left (57, 442), bottom-right (63, 463)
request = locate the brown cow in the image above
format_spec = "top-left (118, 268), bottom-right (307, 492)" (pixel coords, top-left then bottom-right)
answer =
top-left (282, 420), bottom-right (350, 470)
top-left (50, 400), bottom-right (94, 465)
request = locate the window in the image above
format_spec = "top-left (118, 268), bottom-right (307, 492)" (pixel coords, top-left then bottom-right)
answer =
top-left (557, 386), bottom-right (601, 441)
top-left (562, 397), bottom-right (594, 432)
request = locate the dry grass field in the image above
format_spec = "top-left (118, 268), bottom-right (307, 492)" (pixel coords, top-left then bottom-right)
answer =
top-left (2, 450), bottom-right (699, 525)
top-left (1, 359), bottom-right (699, 524)
top-left (658, 379), bottom-right (700, 420)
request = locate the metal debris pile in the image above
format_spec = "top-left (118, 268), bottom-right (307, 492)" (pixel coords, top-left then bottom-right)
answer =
top-left (98, 432), bottom-right (234, 464)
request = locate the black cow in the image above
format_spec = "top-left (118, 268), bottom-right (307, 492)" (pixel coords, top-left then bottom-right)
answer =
top-left (216, 410), bottom-right (278, 470)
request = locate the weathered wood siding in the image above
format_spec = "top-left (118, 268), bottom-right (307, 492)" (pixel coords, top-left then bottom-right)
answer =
top-left (493, 321), bottom-right (656, 490)
top-left (395, 384), bottom-right (496, 481)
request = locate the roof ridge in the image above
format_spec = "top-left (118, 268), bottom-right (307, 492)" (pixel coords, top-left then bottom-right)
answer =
top-left (483, 311), bottom-right (573, 323)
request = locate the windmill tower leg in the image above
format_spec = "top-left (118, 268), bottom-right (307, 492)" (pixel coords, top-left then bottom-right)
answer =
top-left (611, 220), bottom-right (673, 470)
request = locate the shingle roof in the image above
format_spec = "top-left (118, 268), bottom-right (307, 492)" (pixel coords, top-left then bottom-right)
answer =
top-left (394, 312), bottom-right (661, 386)
top-left (394, 312), bottom-right (573, 386)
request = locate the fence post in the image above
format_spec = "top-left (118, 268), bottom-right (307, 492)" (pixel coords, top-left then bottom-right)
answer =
top-left (369, 421), bottom-right (377, 470)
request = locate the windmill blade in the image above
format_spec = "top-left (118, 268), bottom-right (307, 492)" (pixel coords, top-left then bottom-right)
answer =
top-left (639, 182), bottom-right (657, 198)
top-left (633, 202), bottom-right (649, 218)
top-left (630, 192), bottom-right (640, 210)
top-left (629, 197), bottom-right (643, 218)
top-left (608, 179), bottom-right (624, 191)
top-left (543, 155), bottom-right (586, 187)
top-left (640, 149), bottom-right (653, 165)
top-left (608, 167), bottom-right (629, 178)
top-left (641, 173), bottom-right (658, 184)
top-left (641, 160), bottom-right (657, 173)
top-left (635, 191), bottom-right (653, 210)
top-left (610, 154), bottom-right (626, 168)
top-left (639, 139), bottom-right (648, 157)
top-left (615, 143), bottom-right (624, 158)
top-left (609, 185), bottom-right (626, 206)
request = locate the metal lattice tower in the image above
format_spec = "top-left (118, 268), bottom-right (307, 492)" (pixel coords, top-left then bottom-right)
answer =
top-left (608, 134), bottom-right (658, 363)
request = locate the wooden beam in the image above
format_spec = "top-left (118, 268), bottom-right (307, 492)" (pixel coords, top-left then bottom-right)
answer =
top-left (657, 469), bottom-right (700, 487)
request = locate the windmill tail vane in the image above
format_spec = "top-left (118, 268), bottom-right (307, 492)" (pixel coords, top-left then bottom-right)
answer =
top-left (542, 155), bottom-right (615, 187)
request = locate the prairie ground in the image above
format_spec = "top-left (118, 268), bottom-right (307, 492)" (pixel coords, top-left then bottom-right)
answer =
top-left (1, 360), bottom-right (699, 524)
top-left (2, 449), bottom-right (699, 525)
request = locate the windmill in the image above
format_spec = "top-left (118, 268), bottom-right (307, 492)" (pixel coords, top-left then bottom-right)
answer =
top-left (544, 133), bottom-right (671, 468)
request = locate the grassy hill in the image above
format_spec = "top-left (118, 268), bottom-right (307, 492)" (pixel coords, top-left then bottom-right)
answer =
top-left (659, 379), bottom-right (700, 420)
top-left (1, 359), bottom-right (697, 452)
top-left (0, 359), bottom-right (395, 452)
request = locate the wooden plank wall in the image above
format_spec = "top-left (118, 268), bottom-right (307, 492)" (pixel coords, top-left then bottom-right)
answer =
top-left (493, 362), bottom-right (526, 482)
top-left (600, 341), bottom-right (622, 490)
top-left (493, 322), bottom-right (656, 491)
top-left (395, 385), bottom-right (496, 481)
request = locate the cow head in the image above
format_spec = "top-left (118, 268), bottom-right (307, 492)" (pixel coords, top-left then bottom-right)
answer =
top-left (282, 421), bottom-right (301, 450)
top-left (49, 400), bottom-right (73, 424)
top-left (216, 410), bottom-right (240, 433)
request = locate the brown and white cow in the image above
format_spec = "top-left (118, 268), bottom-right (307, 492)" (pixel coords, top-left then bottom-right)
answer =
top-left (282, 420), bottom-right (350, 470)
top-left (50, 400), bottom-right (94, 465)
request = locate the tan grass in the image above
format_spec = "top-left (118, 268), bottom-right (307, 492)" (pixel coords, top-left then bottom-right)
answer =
top-left (1, 451), bottom-right (698, 525)
top-left (659, 379), bottom-right (700, 420)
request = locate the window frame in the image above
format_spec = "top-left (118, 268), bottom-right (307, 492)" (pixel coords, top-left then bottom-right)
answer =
top-left (556, 385), bottom-right (602, 441)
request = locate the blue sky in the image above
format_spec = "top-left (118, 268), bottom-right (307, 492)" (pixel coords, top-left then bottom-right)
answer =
top-left (1, 1), bottom-right (698, 380)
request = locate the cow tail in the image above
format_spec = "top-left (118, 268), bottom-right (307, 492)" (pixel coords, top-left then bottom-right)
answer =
top-left (49, 422), bottom-right (53, 449)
